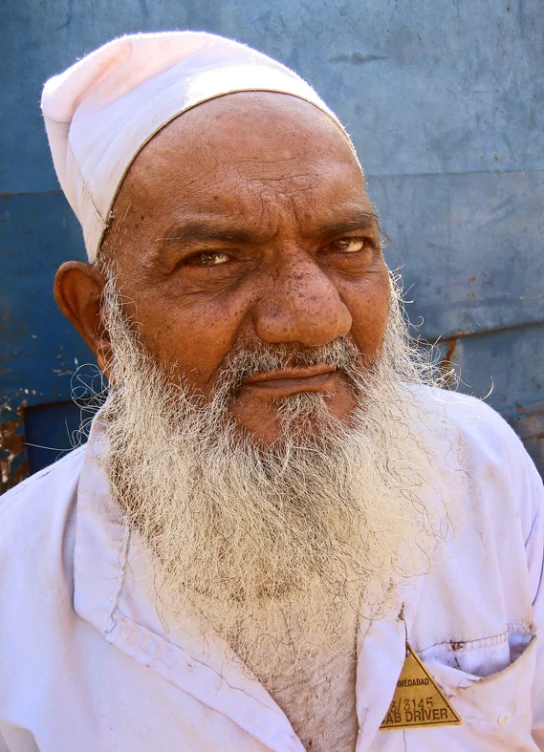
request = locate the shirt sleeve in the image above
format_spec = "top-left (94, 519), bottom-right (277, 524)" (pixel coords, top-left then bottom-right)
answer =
top-left (525, 458), bottom-right (544, 748)
top-left (0, 729), bottom-right (9, 752)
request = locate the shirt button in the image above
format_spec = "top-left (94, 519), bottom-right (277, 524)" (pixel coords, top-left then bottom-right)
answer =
top-left (498, 709), bottom-right (512, 727)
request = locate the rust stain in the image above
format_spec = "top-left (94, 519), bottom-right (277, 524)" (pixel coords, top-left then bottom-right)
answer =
top-left (439, 336), bottom-right (460, 388)
top-left (443, 336), bottom-right (459, 363)
top-left (0, 401), bottom-right (28, 494)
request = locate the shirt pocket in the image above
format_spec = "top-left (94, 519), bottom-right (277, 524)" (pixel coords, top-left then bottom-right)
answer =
top-left (401, 635), bottom-right (538, 752)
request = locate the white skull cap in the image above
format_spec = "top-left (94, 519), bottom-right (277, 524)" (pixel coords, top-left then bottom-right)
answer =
top-left (41, 31), bottom-right (344, 263)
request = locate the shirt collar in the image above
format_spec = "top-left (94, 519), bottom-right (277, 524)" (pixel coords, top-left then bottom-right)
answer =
top-left (73, 413), bottom-right (305, 752)
top-left (73, 411), bottom-right (414, 751)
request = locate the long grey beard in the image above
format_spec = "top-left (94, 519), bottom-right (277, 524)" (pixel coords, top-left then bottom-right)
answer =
top-left (98, 274), bottom-right (459, 679)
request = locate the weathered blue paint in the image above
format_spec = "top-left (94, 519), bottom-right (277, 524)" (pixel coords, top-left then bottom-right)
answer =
top-left (1, 0), bottom-right (543, 485)
top-left (0, 194), bottom-right (92, 403)
top-left (0, 193), bottom-right (92, 488)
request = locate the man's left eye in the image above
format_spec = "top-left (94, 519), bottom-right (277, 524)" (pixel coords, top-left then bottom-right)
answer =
top-left (330, 238), bottom-right (367, 253)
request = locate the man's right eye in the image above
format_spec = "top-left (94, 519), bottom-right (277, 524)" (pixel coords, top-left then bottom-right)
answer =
top-left (186, 251), bottom-right (231, 266)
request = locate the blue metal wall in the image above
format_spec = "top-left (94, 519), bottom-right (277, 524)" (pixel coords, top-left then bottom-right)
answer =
top-left (1, 0), bottom-right (543, 489)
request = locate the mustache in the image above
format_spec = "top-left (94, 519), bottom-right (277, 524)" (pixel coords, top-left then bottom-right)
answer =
top-left (213, 336), bottom-right (364, 395)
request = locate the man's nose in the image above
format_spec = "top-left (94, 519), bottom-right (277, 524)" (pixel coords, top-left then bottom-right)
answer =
top-left (252, 254), bottom-right (352, 347)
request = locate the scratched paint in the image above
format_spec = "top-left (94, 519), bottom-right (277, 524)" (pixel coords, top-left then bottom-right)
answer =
top-left (1, 0), bottom-right (543, 486)
top-left (0, 403), bottom-right (28, 494)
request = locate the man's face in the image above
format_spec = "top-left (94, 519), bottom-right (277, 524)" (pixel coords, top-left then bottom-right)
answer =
top-left (82, 94), bottom-right (452, 676)
top-left (105, 92), bottom-right (391, 443)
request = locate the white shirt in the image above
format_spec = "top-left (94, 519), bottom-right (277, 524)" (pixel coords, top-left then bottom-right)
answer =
top-left (0, 388), bottom-right (543, 751)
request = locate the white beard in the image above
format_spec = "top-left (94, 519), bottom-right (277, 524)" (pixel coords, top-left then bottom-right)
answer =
top-left (97, 274), bottom-right (460, 682)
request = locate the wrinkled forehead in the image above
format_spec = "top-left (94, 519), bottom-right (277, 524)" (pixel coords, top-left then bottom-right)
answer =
top-left (108, 91), bottom-right (365, 231)
top-left (127, 91), bottom-right (361, 183)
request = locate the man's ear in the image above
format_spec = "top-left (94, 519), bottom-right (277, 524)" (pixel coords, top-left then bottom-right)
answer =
top-left (54, 261), bottom-right (112, 377)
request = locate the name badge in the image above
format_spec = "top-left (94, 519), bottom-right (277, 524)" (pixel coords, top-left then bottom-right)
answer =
top-left (380, 642), bottom-right (461, 730)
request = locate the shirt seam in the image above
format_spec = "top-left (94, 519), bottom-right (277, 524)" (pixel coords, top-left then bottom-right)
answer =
top-left (418, 626), bottom-right (534, 656)
top-left (105, 526), bottom-right (131, 633)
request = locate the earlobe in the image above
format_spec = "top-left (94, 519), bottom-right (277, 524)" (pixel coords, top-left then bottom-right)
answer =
top-left (54, 261), bottom-right (111, 376)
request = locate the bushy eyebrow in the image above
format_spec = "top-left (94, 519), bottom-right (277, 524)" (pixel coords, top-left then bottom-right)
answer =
top-left (156, 209), bottom-right (382, 249)
top-left (158, 221), bottom-right (264, 246)
top-left (319, 210), bottom-right (382, 239)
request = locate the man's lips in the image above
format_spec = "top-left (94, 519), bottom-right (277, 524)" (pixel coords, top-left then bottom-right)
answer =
top-left (241, 365), bottom-right (339, 397)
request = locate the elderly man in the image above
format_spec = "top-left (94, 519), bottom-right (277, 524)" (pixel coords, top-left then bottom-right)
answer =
top-left (0, 31), bottom-right (542, 752)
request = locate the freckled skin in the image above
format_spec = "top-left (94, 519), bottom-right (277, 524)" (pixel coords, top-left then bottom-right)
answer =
top-left (55, 92), bottom-right (391, 444)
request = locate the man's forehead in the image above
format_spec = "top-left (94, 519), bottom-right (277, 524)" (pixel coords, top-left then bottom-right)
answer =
top-left (113, 93), bottom-right (364, 235)
top-left (129, 91), bottom-right (359, 179)
top-left (157, 205), bottom-right (380, 244)
top-left (144, 181), bottom-right (374, 252)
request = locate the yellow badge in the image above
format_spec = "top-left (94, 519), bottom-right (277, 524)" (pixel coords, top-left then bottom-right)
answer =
top-left (380, 642), bottom-right (462, 730)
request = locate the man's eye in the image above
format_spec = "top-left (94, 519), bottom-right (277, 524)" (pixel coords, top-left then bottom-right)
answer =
top-left (188, 251), bottom-right (231, 266)
top-left (330, 237), bottom-right (368, 253)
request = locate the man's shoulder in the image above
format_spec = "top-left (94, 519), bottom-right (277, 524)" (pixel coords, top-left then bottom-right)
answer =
top-left (418, 384), bottom-right (527, 452)
top-left (0, 446), bottom-right (90, 718)
top-left (418, 385), bottom-right (540, 474)
top-left (418, 385), bottom-right (543, 531)
top-left (0, 444), bottom-right (86, 547)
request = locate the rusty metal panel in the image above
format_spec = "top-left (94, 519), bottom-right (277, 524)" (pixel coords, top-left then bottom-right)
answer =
top-left (2, 0), bottom-right (543, 486)
top-left (503, 401), bottom-right (544, 474)
top-left (438, 326), bottom-right (544, 474)
top-left (0, 193), bottom-right (92, 492)
top-left (436, 325), bottom-right (544, 412)
top-left (370, 168), bottom-right (544, 476)
top-left (0, 194), bottom-right (90, 402)
top-left (371, 170), bottom-right (544, 340)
